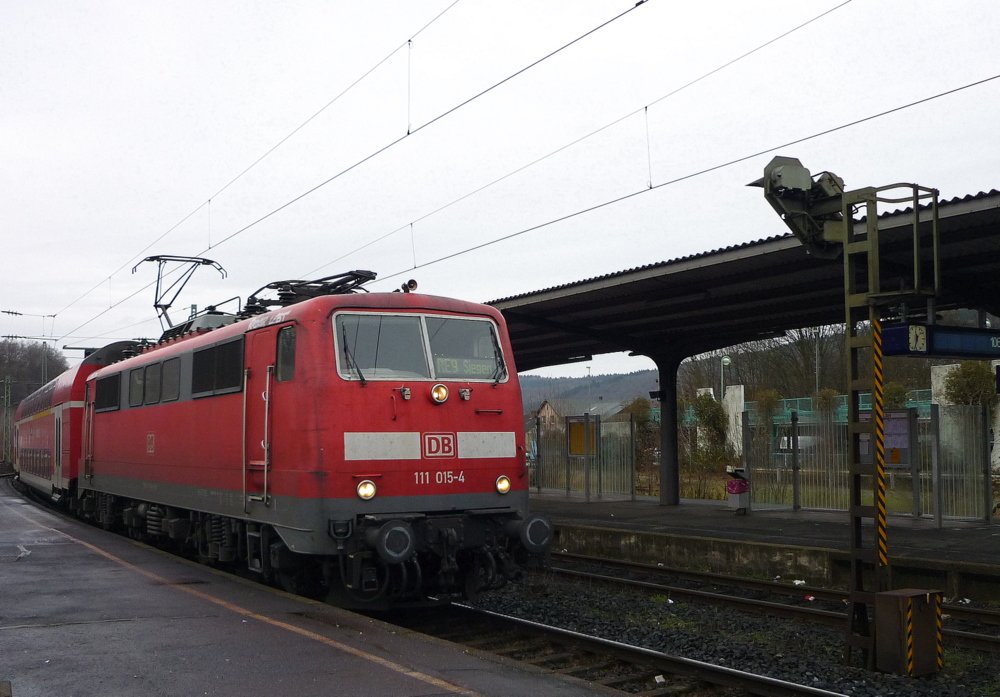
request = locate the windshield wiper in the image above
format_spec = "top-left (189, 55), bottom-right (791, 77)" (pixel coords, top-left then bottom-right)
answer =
top-left (341, 325), bottom-right (367, 386)
top-left (489, 329), bottom-right (508, 385)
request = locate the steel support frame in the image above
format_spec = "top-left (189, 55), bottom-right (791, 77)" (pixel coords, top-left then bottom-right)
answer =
top-left (841, 183), bottom-right (939, 668)
top-left (843, 190), bottom-right (886, 668)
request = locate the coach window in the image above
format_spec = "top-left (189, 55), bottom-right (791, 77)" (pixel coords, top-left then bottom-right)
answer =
top-left (144, 363), bottom-right (162, 404)
top-left (192, 337), bottom-right (244, 397)
top-left (95, 374), bottom-right (121, 411)
top-left (276, 326), bottom-right (296, 382)
top-left (161, 358), bottom-right (180, 401)
top-left (215, 339), bottom-right (243, 390)
top-left (128, 369), bottom-right (144, 407)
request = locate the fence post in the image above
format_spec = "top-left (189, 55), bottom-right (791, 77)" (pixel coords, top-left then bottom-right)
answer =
top-left (594, 415), bottom-right (604, 499)
top-left (630, 413), bottom-right (636, 501)
top-left (535, 415), bottom-right (542, 494)
top-left (908, 408), bottom-right (921, 517)
top-left (741, 411), bottom-right (753, 511)
top-left (584, 413), bottom-right (591, 503)
top-left (791, 410), bottom-right (801, 511)
top-left (564, 416), bottom-right (571, 497)
top-left (932, 404), bottom-right (943, 529)
top-left (983, 405), bottom-right (992, 522)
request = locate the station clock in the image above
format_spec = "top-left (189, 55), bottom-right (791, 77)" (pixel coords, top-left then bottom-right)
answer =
top-left (907, 324), bottom-right (927, 353)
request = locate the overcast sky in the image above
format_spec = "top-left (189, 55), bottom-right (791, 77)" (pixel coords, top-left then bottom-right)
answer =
top-left (3, 0), bottom-right (999, 378)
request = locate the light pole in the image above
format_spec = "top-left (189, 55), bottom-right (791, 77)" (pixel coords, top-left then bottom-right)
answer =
top-left (720, 355), bottom-right (731, 401)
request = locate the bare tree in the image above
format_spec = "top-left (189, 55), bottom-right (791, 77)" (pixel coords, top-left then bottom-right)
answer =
top-left (0, 340), bottom-right (69, 403)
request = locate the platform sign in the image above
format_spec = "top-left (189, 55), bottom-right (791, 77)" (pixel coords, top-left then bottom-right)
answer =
top-left (884, 322), bottom-right (1000, 359)
top-left (566, 416), bottom-right (599, 457)
top-left (859, 409), bottom-right (916, 469)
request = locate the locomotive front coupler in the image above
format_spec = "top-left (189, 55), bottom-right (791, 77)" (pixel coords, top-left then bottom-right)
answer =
top-left (328, 519), bottom-right (353, 551)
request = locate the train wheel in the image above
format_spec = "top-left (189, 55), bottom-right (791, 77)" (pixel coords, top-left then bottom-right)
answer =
top-left (462, 551), bottom-right (497, 600)
top-left (277, 566), bottom-right (324, 599)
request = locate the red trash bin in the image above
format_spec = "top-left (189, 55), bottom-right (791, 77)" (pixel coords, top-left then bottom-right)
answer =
top-left (725, 479), bottom-right (749, 495)
top-left (726, 474), bottom-right (749, 513)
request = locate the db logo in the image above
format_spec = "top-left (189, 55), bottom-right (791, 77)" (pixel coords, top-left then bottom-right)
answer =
top-left (423, 432), bottom-right (457, 458)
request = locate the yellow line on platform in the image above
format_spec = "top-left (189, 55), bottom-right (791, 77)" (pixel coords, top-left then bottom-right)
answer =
top-left (3, 498), bottom-right (482, 697)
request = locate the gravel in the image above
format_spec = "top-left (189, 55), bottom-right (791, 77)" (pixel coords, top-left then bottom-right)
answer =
top-left (470, 571), bottom-right (1000, 697)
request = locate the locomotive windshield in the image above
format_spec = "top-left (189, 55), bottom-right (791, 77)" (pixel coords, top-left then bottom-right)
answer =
top-left (335, 313), bottom-right (506, 382)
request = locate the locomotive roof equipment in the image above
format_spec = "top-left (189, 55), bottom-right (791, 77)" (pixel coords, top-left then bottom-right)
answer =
top-left (241, 270), bottom-right (377, 317)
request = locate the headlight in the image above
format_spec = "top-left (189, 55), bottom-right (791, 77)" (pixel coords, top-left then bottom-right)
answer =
top-left (430, 383), bottom-right (449, 404)
top-left (495, 475), bottom-right (511, 495)
top-left (356, 480), bottom-right (377, 500)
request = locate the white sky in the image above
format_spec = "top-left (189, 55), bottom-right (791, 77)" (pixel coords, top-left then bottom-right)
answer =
top-left (3, 0), bottom-right (999, 378)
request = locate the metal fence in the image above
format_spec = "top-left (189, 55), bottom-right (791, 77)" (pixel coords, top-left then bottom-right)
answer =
top-left (743, 405), bottom-right (992, 522)
top-left (926, 404), bottom-right (992, 521)
top-left (531, 404), bottom-right (992, 521)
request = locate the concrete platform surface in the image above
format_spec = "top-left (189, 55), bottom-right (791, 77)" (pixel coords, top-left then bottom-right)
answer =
top-left (529, 492), bottom-right (1000, 573)
top-left (0, 480), bottom-right (613, 697)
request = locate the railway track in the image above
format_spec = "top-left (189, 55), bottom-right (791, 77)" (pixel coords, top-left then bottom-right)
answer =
top-left (548, 552), bottom-right (1000, 653)
top-left (387, 603), bottom-right (849, 696)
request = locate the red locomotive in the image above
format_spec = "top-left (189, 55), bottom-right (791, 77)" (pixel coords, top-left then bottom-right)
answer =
top-left (14, 272), bottom-right (551, 606)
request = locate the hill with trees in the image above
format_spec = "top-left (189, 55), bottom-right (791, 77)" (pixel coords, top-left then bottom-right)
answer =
top-left (520, 324), bottom-right (958, 416)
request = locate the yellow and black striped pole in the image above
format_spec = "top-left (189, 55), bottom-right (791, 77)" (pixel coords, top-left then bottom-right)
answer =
top-left (935, 593), bottom-right (945, 671)
top-left (904, 597), bottom-right (915, 676)
top-left (872, 315), bottom-right (889, 575)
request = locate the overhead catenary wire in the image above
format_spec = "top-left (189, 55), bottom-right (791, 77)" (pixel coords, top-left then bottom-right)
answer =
top-left (50, 0), bottom-right (466, 322)
top-left (52, 0), bottom-right (849, 322)
top-left (200, 0), bottom-right (651, 254)
top-left (301, 0), bottom-right (853, 277)
top-left (55, 1), bottom-right (649, 343)
top-left (56, 70), bottom-right (1000, 346)
top-left (57, 0), bottom-right (993, 345)
top-left (53, 0), bottom-right (852, 320)
top-left (374, 72), bottom-right (1000, 286)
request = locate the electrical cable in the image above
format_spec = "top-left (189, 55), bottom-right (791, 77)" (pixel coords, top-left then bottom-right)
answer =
top-left (57, 1), bottom-right (650, 342)
top-left (301, 0), bottom-right (853, 277)
top-left (374, 72), bottom-right (1000, 286)
top-left (57, 3), bottom-right (993, 343)
top-left (64, 68), bottom-right (998, 345)
top-left (51, 0), bottom-right (466, 321)
top-left (200, 1), bottom-right (651, 253)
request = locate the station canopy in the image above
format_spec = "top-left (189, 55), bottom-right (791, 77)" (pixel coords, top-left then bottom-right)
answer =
top-left (489, 190), bottom-right (1000, 372)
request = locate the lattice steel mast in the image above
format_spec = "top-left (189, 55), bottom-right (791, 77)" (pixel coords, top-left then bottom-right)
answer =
top-left (753, 157), bottom-right (939, 667)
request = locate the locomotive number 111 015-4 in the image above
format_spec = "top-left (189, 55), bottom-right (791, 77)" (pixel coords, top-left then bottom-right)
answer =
top-left (414, 471), bottom-right (466, 485)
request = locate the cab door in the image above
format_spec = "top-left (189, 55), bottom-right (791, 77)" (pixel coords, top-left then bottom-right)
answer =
top-left (243, 324), bottom-right (296, 510)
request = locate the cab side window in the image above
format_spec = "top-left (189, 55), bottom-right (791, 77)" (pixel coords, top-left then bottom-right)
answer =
top-left (95, 374), bottom-right (121, 412)
top-left (161, 358), bottom-right (181, 401)
top-left (128, 369), bottom-right (144, 407)
top-left (144, 363), bottom-right (162, 404)
top-left (276, 327), bottom-right (296, 382)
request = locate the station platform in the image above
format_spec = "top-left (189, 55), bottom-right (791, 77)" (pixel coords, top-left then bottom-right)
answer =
top-left (0, 480), bottom-right (612, 697)
top-left (528, 492), bottom-right (1000, 597)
